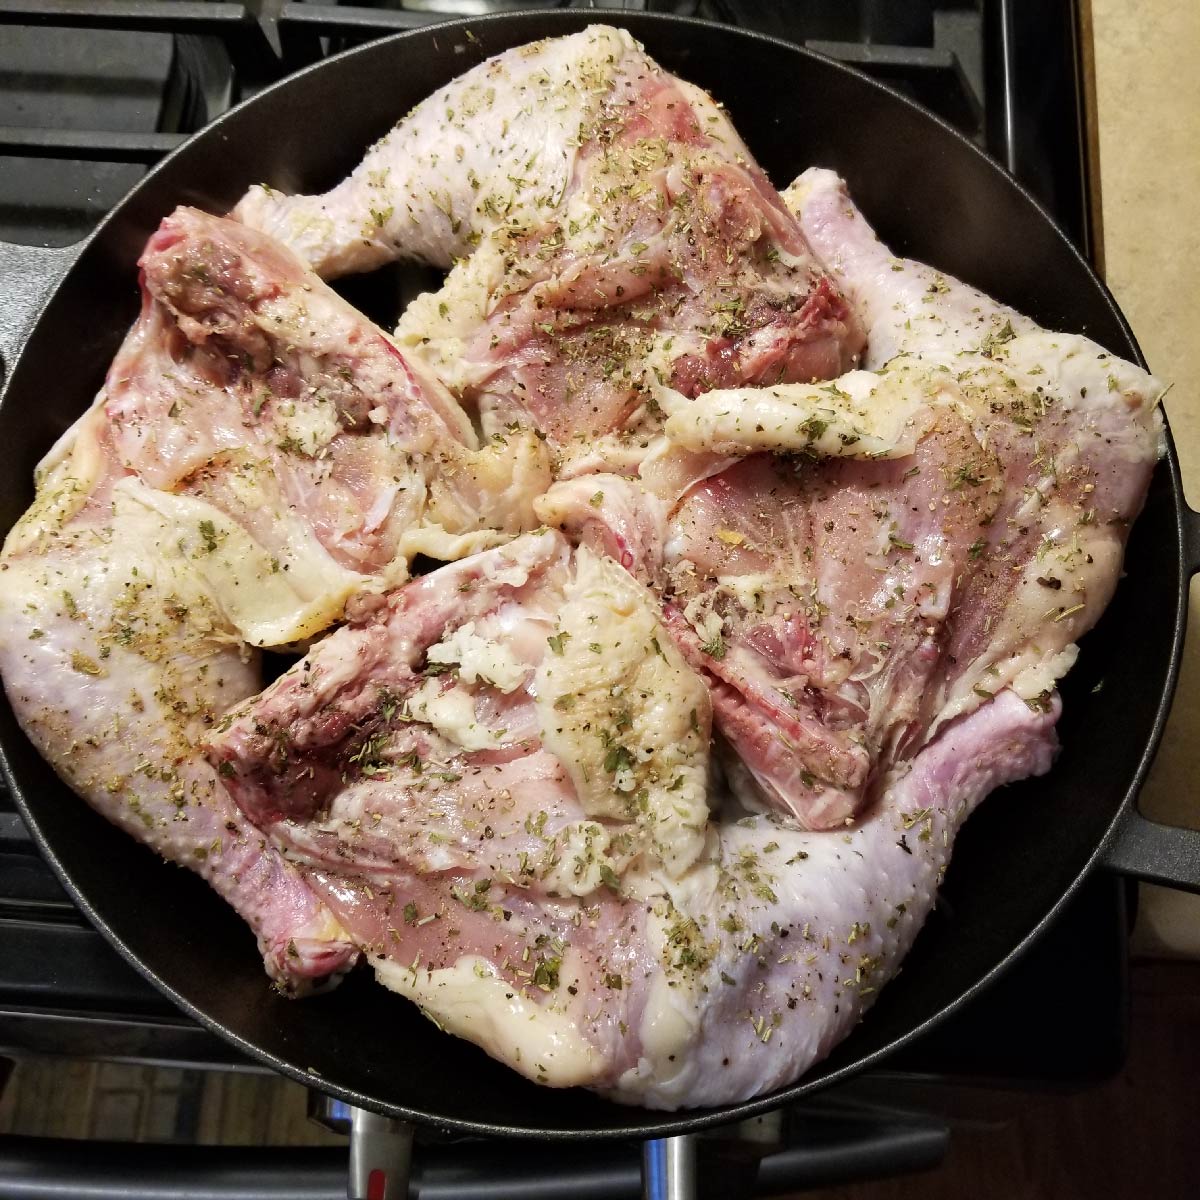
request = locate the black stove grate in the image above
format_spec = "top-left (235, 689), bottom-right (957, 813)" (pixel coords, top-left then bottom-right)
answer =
top-left (0, 1), bottom-right (1093, 253)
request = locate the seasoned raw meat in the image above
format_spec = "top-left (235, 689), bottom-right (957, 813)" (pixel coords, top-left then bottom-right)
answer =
top-left (0, 205), bottom-right (551, 989)
top-left (236, 27), bottom-right (865, 466)
top-left (206, 531), bottom-right (715, 1089)
top-left (206, 529), bottom-right (1063, 1108)
top-left (538, 165), bottom-right (1162, 834)
top-left (643, 170), bottom-right (1162, 829)
top-left (0, 28), bottom-right (1167, 1111)
top-left (534, 474), bottom-right (669, 585)
top-left (0, 410), bottom-right (357, 990)
top-left (127, 207), bottom-right (549, 612)
top-left (629, 687), bottom-right (1060, 1107)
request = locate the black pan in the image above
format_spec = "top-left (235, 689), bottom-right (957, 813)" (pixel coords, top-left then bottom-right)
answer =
top-left (2, 11), bottom-right (1199, 1143)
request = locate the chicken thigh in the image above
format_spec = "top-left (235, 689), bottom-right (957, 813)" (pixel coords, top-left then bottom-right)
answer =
top-left (235, 27), bottom-right (865, 469)
top-left (0, 205), bottom-right (549, 989)
top-left (0, 409), bottom-right (358, 990)
top-left (130, 207), bottom-right (548, 604)
top-left (206, 530), bottom-right (716, 1091)
top-left (498, 170), bottom-right (1158, 1106)
top-left (207, 530), bottom-right (1062, 1108)
top-left (646, 170), bottom-right (1163, 829)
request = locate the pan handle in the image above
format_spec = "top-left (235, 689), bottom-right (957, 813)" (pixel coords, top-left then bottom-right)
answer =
top-left (1099, 500), bottom-right (1200, 892)
top-left (0, 239), bottom-right (82, 386)
top-left (1102, 809), bottom-right (1200, 894)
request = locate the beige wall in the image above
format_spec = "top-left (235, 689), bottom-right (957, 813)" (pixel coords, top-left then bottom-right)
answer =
top-left (1089, 0), bottom-right (1200, 952)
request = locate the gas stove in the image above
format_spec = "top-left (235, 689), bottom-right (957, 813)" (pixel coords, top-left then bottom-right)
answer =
top-left (0, 3), bottom-right (1122, 1197)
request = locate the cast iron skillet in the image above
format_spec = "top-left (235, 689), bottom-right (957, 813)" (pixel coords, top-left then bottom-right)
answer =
top-left (1, 11), bottom-right (1200, 1141)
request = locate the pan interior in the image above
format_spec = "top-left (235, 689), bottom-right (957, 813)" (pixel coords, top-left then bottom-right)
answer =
top-left (0, 12), bottom-right (1181, 1137)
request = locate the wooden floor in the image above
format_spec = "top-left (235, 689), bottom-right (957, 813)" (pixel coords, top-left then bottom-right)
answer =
top-left (0, 961), bottom-right (1197, 1197)
top-left (799, 961), bottom-right (1200, 1200)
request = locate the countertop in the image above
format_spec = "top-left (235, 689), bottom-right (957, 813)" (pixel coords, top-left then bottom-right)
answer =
top-left (1087, 0), bottom-right (1200, 953)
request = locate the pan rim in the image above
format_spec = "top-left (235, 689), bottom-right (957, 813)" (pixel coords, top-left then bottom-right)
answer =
top-left (0, 9), bottom-right (1184, 1139)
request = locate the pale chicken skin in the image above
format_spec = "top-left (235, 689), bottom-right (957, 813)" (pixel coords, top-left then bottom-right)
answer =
top-left (0, 205), bottom-right (549, 990)
top-left (639, 171), bottom-right (1163, 831)
top-left (0, 29), bottom-right (1167, 1110)
top-left (0, 406), bottom-right (358, 990)
top-left (236, 26), bottom-right (865, 468)
top-left (205, 529), bottom-right (1063, 1107)
top-left (206, 531), bottom-right (715, 1091)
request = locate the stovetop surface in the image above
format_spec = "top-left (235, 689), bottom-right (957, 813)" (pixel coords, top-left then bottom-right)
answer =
top-left (0, 1), bottom-right (1091, 252)
top-left (0, 0), bottom-right (1118, 1097)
